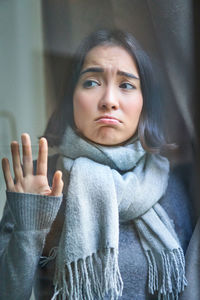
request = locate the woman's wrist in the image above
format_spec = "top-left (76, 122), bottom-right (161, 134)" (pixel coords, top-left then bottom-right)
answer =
top-left (6, 191), bottom-right (62, 230)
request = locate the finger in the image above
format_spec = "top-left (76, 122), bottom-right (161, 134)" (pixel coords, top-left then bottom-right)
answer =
top-left (21, 133), bottom-right (33, 176)
top-left (36, 137), bottom-right (48, 176)
top-left (11, 141), bottom-right (23, 181)
top-left (51, 171), bottom-right (63, 196)
top-left (2, 158), bottom-right (15, 191)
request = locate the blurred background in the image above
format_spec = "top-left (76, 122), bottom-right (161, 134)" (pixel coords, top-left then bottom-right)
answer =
top-left (0, 0), bottom-right (199, 298)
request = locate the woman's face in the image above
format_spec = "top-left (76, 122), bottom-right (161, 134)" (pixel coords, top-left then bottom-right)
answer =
top-left (73, 45), bottom-right (143, 146)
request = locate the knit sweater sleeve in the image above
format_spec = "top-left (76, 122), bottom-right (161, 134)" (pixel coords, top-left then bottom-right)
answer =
top-left (0, 191), bottom-right (62, 300)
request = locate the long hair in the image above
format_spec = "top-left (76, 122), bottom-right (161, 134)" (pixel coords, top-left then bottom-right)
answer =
top-left (43, 28), bottom-right (175, 153)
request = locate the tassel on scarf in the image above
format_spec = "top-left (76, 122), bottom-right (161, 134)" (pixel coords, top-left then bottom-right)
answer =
top-left (146, 248), bottom-right (187, 300)
top-left (52, 248), bottom-right (123, 300)
top-left (39, 247), bottom-right (58, 268)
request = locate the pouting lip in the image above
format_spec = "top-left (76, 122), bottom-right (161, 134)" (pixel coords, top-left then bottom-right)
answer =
top-left (95, 115), bottom-right (122, 123)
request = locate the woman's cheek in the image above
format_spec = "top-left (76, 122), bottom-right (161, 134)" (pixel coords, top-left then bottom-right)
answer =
top-left (73, 92), bottom-right (94, 129)
top-left (124, 96), bottom-right (143, 121)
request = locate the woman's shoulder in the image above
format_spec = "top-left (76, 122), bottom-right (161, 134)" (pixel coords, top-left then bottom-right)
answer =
top-left (160, 162), bottom-right (195, 252)
top-left (161, 163), bottom-right (194, 213)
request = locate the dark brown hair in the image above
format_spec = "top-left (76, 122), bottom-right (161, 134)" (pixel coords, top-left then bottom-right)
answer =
top-left (43, 28), bottom-right (175, 154)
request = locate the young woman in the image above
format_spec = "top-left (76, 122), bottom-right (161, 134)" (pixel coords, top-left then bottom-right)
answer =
top-left (0, 29), bottom-right (193, 300)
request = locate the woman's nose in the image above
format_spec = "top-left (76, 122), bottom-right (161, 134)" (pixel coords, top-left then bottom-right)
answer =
top-left (98, 86), bottom-right (119, 110)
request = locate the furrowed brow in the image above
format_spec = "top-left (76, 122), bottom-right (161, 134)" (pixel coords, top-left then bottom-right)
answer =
top-left (117, 70), bottom-right (139, 80)
top-left (79, 67), bottom-right (139, 80)
top-left (80, 67), bottom-right (104, 76)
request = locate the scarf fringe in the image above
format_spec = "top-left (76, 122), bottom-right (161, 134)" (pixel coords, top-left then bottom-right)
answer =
top-left (52, 248), bottom-right (123, 300)
top-left (40, 247), bottom-right (58, 268)
top-left (146, 248), bottom-right (187, 299)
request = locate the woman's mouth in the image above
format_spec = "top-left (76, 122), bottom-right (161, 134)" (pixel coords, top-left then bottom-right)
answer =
top-left (95, 115), bottom-right (122, 125)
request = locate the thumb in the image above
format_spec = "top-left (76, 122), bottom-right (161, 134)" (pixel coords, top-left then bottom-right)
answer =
top-left (51, 170), bottom-right (63, 196)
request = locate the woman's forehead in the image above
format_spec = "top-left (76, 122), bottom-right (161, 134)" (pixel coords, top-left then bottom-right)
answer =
top-left (82, 45), bottom-right (138, 75)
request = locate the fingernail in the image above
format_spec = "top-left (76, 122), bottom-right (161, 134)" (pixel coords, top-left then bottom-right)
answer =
top-left (22, 134), bottom-right (30, 144)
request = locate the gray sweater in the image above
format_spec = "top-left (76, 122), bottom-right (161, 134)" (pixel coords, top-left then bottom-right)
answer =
top-left (0, 155), bottom-right (193, 300)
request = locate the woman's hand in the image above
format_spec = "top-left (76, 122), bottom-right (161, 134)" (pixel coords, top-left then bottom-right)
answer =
top-left (2, 134), bottom-right (63, 196)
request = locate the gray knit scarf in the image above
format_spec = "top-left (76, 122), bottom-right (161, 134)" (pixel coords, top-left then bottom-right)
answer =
top-left (49, 126), bottom-right (186, 300)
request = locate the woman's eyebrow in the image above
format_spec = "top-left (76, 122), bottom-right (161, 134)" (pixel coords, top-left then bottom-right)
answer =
top-left (80, 67), bottom-right (139, 80)
top-left (80, 67), bottom-right (104, 76)
top-left (117, 70), bottom-right (139, 80)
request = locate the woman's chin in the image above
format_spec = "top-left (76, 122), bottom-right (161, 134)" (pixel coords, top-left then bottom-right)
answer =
top-left (85, 134), bottom-right (131, 147)
top-left (76, 127), bottom-right (134, 146)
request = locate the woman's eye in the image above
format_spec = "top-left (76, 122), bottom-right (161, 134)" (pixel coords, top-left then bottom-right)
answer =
top-left (120, 82), bottom-right (135, 90)
top-left (83, 80), bottom-right (99, 88)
